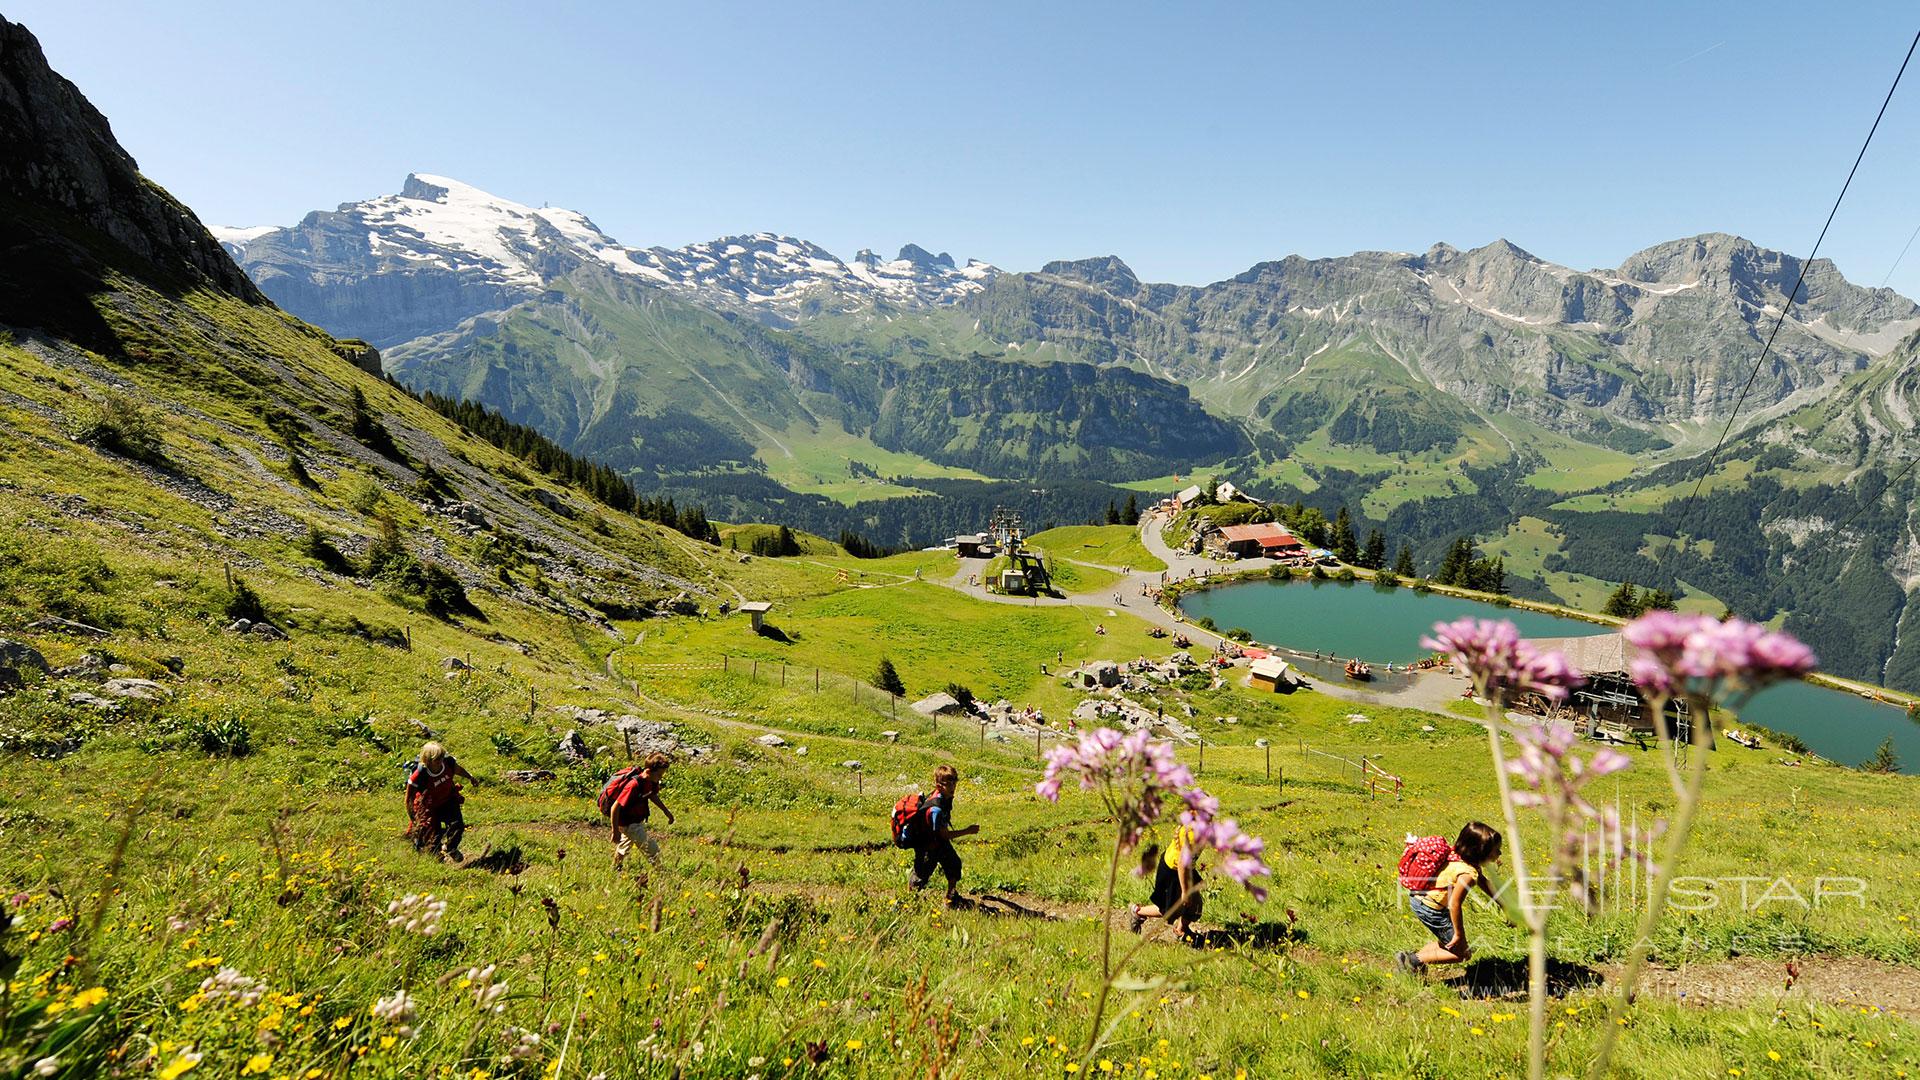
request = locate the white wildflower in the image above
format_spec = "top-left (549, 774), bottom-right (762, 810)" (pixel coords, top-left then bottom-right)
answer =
top-left (465, 963), bottom-right (509, 1012)
top-left (32, 1056), bottom-right (59, 1077)
top-left (197, 966), bottom-right (265, 1007)
top-left (385, 892), bottom-right (447, 936)
top-left (371, 989), bottom-right (417, 1038)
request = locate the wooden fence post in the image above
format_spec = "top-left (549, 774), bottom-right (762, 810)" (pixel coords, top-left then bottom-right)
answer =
top-left (815, 667), bottom-right (820, 692)
top-left (527, 685), bottom-right (535, 723)
top-left (1265, 743), bottom-right (1271, 780)
top-left (752, 659), bottom-right (758, 680)
top-left (1035, 728), bottom-right (1042, 759)
top-left (1198, 739), bottom-right (1204, 775)
top-left (1278, 765), bottom-right (1284, 793)
top-left (723, 655), bottom-right (729, 675)
top-left (781, 664), bottom-right (786, 687)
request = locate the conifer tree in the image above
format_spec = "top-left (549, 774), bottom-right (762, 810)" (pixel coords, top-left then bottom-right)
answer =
top-left (1393, 542), bottom-right (1417, 578)
top-left (1331, 506), bottom-right (1358, 564)
top-left (1602, 580), bottom-right (1642, 618)
top-left (874, 657), bottom-right (906, 697)
top-left (1362, 529), bottom-right (1386, 570)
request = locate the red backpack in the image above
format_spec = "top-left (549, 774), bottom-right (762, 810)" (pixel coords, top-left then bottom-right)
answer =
top-left (1398, 835), bottom-right (1454, 892)
top-left (891, 792), bottom-right (932, 848)
top-left (598, 766), bottom-right (647, 818)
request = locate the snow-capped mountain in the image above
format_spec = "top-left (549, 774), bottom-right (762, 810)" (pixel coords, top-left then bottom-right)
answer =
top-left (217, 174), bottom-right (995, 346)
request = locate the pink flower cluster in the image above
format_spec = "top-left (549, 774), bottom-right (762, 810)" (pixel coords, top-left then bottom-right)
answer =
top-left (1421, 618), bottom-right (1585, 702)
top-left (1506, 723), bottom-right (1659, 912)
top-left (1037, 727), bottom-right (1269, 900)
top-left (1622, 611), bottom-right (1817, 701)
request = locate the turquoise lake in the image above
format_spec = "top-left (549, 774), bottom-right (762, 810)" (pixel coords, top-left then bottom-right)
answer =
top-left (1178, 578), bottom-right (1917, 773)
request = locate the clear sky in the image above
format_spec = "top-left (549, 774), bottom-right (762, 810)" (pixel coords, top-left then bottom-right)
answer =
top-left (14, 1), bottom-right (1920, 293)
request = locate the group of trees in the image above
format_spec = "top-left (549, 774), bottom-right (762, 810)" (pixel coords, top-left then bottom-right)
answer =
top-left (733, 526), bottom-right (802, 558)
top-left (1601, 580), bottom-right (1679, 619)
top-left (1095, 494), bottom-right (1142, 526)
top-left (1432, 536), bottom-right (1507, 594)
top-left (413, 388), bottom-right (719, 543)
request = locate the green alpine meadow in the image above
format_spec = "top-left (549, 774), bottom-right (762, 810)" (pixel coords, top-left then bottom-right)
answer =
top-left (5, 7), bottom-right (1920, 1079)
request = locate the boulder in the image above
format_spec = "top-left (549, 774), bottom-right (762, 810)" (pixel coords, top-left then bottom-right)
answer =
top-left (753, 732), bottom-right (788, 748)
top-left (794, 746), bottom-right (808, 757)
top-left (440, 656), bottom-right (470, 672)
top-left (556, 729), bottom-right (593, 764)
top-left (52, 650), bottom-right (114, 680)
top-left (502, 769), bottom-right (556, 784)
top-left (248, 622), bottom-right (288, 641)
top-left (612, 716), bottom-right (690, 757)
top-left (880, 730), bottom-right (900, 743)
top-left (66, 691), bottom-right (117, 710)
top-left (0, 638), bottom-right (49, 690)
top-left (100, 677), bottom-right (171, 701)
top-left (840, 760), bottom-right (862, 770)
top-left (226, 619), bottom-right (253, 634)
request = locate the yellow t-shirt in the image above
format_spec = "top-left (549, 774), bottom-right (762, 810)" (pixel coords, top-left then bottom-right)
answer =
top-left (1424, 861), bottom-right (1478, 908)
top-left (1163, 826), bottom-right (1197, 870)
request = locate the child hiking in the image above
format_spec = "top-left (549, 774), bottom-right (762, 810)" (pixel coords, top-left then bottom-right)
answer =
top-left (899, 765), bottom-right (978, 904)
top-left (1128, 821), bottom-right (1202, 940)
top-left (604, 751), bottom-right (675, 869)
top-left (405, 741), bottom-right (477, 864)
top-left (1397, 821), bottom-right (1502, 974)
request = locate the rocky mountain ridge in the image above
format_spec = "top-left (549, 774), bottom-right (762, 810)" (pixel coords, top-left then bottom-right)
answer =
top-left (219, 174), bottom-right (995, 346)
top-left (974, 234), bottom-right (1920, 448)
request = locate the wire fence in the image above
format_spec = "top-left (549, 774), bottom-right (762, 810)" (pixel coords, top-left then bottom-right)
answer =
top-left (616, 656), bottom-right (1412, 799)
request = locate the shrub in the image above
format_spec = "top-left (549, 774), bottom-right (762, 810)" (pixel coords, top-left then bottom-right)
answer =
top-left (1226, 627), bottom-right (1254, 643)
top-left (70, 392), bottom-right (166, 464)
top-left (945, 683), bottom-right (976, 712)
top-left (348, 386), bottom-right (408, 462)
top-left (189, 715), bottom-right (253, 758)
top-left (303, 525), bottom-right (357, 576)
top-left (1308, 564), bottom-right (1327, 581)
top-left (1193, 616), bottom-right (1217, 632)
top-left (1333, 567), bottom-right (1358, 583)
top-left (340, 470), bottom-right (386, 516)
top-left (873, 658), bottom-right (906, 697)
top-left (286, 451), bottom-right (318, 489)
top-left (224, 577), bottom-right (269, 624)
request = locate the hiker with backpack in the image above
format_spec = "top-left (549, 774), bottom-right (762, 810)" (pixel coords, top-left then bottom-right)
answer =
top-left (406, 741), bottom-right (477, 864)
top-left (603, 752), bottom-right (675, 870)
top-left (892, 765), bottom-right (978, 905)
top-left (1396, 821), bottom-right (1503, 974)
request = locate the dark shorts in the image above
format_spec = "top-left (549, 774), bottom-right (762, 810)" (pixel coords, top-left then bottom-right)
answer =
top-left (910, 837), bottom-right (961, 889)
top-left (1150, 861), bottom-right (1201, 919)
top-left (1409, 891), bottom-right (1454, 942)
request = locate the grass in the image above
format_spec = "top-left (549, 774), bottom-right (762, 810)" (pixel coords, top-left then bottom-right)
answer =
top-left (5, 273), bottom-right (1920, 1077)
top-left (756, 422), bottom-right (992, 503)
top-left (1025, 525), bottom-right (1167, 573)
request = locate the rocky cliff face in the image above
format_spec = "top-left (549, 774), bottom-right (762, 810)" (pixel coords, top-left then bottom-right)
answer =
top-left (966, 236), bottom-right (1920, 446)
top-left (0, 16), bottom-right (260, 344)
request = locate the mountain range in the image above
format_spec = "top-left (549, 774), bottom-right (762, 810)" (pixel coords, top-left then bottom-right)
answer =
top-left (202, 174), bottom-right (1920, 691)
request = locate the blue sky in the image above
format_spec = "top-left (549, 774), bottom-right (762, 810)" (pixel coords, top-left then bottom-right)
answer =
top-left (15, 1), bottom-right (1920, 293)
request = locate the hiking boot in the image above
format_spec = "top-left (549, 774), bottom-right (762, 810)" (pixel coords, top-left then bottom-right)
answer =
top-left (1127, 908), bottom-right (1145, 934)
top-left (445, 848), bottom-right (465, 866)
top-left (1395, 951), bottom-right (1425, 976)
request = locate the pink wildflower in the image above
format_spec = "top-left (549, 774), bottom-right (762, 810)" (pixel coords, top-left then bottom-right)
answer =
top-left (1623, 611), bottom-right (1816, 701)
top-left (1422, 618), bottom-right (1586, 702)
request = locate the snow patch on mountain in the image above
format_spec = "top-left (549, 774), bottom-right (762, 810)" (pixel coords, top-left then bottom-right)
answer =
top-left (209, 224), bottom-right (276, 255)
top-left (226, 174), bottom-right (995, 322)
